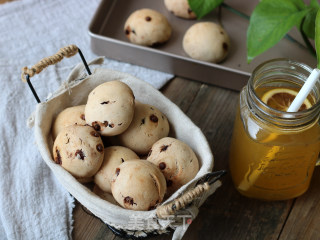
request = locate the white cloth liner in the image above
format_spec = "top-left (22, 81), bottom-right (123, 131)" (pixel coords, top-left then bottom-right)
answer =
top-left (33, 63), bottom-right (221, 239)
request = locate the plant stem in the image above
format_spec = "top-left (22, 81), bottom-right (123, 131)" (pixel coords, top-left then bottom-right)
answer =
top-left (221, 2), bottom-right (312, 54)
top-left (300, 17), bottom-right (317, 58)
top-left (221, 3), bottom-right (249, 20)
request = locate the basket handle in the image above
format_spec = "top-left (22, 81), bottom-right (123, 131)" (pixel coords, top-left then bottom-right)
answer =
top-left (21, 44), bottom-right (81, 82)
top-left (156, 170), bottom-right (226, 219)
top-left (21, 44), bottom-right (91, 103)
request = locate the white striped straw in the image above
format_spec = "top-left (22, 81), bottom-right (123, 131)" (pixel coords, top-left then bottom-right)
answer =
top-left (287, 68), bottom-right (320, 112)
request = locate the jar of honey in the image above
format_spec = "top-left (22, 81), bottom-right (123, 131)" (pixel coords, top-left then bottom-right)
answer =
top-left (229, 59), bottom-right (320, 201)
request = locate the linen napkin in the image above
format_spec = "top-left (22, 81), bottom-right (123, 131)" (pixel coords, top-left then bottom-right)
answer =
top-left (0, 0), bottom-right (173, 239)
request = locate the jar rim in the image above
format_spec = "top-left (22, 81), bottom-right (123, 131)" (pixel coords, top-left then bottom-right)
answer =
top-left (247, 58), bottom-right (320, 128)
top-left (249, 58), bottom-right (320, 117)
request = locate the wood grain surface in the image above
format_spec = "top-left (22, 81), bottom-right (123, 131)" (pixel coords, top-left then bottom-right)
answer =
top-left (0, 0), bottom-right (14, 4)
top-left (73, 77), bottom-right (320, 240)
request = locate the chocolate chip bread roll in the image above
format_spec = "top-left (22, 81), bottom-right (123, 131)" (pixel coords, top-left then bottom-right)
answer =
top-left (85, 81), bottom-right (135, 136)
top-left (183, 22), bottom-right (230, 63)
top-left (116, 102), bottom-right (170, 155)
top-left (124, 8), bottom-right (172, 46)
top-left (94, 146), bottom-right (139, 193)
top-left (147, 137), bottom-right (199, 195)
top-left (53, 125), bottom-right (104, 179)
top-left (164, 0), bottom-right (196, 19)
top-left (52, 105), bottom-right (86, 140)
top-left (111, 160), bottom-right (166, 211)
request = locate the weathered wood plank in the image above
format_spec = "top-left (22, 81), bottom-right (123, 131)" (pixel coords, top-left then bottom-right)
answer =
top-left (279, 167), bottom-right (320, 240)
top-left (72, 202), bottom-right (115, 240)
top-left (180, 84), bottom-right (293, 240)
top-left (0, 0), bottom-right (15, 3)
top-left (161, 77), bottom-right (202, 113)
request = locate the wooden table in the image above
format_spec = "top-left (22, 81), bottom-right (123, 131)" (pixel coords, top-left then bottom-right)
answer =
top-left (73, 77), bottom-right (320, 240)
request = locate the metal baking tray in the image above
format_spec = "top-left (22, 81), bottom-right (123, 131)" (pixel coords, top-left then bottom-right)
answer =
top-left (88, 0), bottom-right (316, 91)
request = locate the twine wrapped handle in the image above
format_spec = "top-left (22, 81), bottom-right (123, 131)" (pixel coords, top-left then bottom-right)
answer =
top-left (21, 44), bottom-right (79, 82)
top-left (156, 182), bottom-right (210, 219)
top-left (156, 170), bottom-right (226, 219)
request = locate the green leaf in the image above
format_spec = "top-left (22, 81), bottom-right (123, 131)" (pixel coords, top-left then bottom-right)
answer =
top-left (315, 9), bottom-right (320, 69)
top-left (310, 0), bottom-right (320, 9)
top-left (290, 0), bottom-right (306, 10)
top-left (188, 0), bottom-right (223, 19)
top-left (247, 0), bottom-right (310, 63)
top-left (302, 0), bottom-right (320, 39)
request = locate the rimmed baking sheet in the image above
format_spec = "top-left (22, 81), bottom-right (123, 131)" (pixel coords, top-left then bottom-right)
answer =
top-left (89, 0), bottom-right (316, 91)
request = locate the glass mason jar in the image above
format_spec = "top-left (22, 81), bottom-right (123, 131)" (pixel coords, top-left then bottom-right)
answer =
top-left (229, 59), bottom-right (320, 201)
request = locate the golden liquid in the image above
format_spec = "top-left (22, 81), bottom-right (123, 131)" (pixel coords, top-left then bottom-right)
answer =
top-left (229, 87), bottom-right (320, 200)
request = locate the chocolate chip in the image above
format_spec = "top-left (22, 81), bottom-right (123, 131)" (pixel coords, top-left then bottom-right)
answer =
top-left (124, 196), bottom-right (135, 206)
top-left (159, 162), bottom-right (166, 170)
top-left (55, 148), bottom-right (62, 165)
top-left (108, 123), bottom-right (114, 128)
top-left (121, 158), bottom-right (124, 163)
top-left (132, 29), bottom-right (136, 35)
top-left (104, 121), bottom-right (109, 127)
top-left (160, 145), bottom-right (169, 152)
top-left (92, 122), bottom-right (101, 131)
top-left (223, 42), bottom-right (228, 51)
top-left (96, 144), bottom-right (104, 152)
top-left (80, 114), bottom-right (85, 120)
top-left (125, 26), bottom-right (131, 35)
top-left (145, 16), bottom-right (151, 21)
top-left (140, 118), bottom-right (145, 125)
top-left (187, 8), bottom-right (193, 14)
top-left (75, 149), bottom-right (85, 160)
top-left (101, 100), bottom-right (116, 105)
top-left (150, 114), bottom-right (158, 123)
top-left (115, 168), bottom-right (120, 176)
top-left (220, 31), bottom-right (224, 35)
top-left (90, 131), bottom-right (99, 137)
top-left (167, 180), bottom-right (173, 187)
top-left (118, 123), bottom-right (123, 126)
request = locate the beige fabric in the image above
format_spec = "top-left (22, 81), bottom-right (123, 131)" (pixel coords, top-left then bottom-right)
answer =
top-left (33, 63), bottom-right (221, 238)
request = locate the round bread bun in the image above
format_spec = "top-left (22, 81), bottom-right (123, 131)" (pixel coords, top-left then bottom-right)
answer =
top-left (94, 146), bottom-right (139, 193)
top-left (111, 160), bottom-right (166, 211)
top-left (85, 81), bottom-right (135, 136)
top-left (124, 8), bottom-right (172, 46)
top-left (147, 137), bottom-right (199, 195)
top-left (53, 125), bottom-right (104, 178)
top-left (51, 105), bottom-right (86, 140)
top-left (183, 22), bottom-right (230, 63)
top-left (164, 0), bottom-right (196, 19)
top-left (116, 101), bottom-right (170, 155)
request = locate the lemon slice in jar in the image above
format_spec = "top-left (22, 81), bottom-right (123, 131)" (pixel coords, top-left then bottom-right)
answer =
top-left (261, 88), bottom-right (312, 111)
